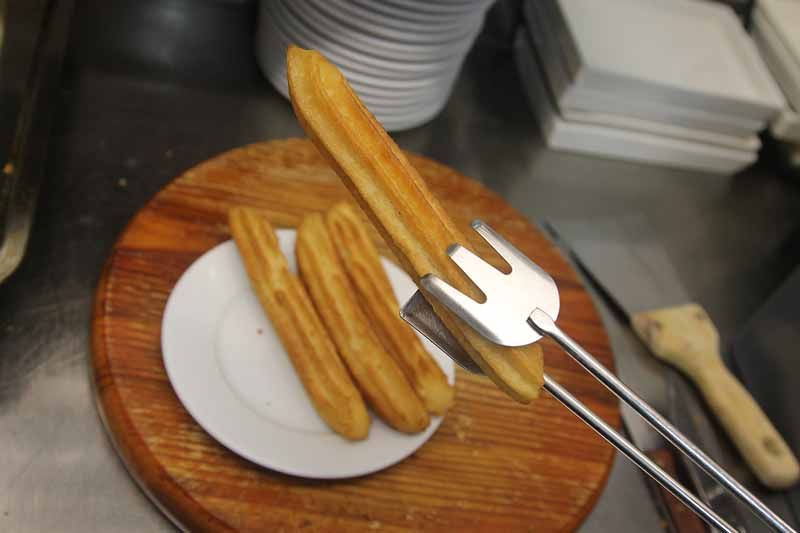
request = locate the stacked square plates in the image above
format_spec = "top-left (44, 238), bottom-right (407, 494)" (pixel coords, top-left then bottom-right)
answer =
top-left (515, 0), bottom-right (786, 174)
top-left (751, 0), bottom-right (800, 148)
top-left (256, 0), bottom-right (495, 132)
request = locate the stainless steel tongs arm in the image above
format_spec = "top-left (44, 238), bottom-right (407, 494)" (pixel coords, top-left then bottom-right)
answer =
top-left (401, 293), bottom-right (744, 533)
top-left (403, 219), bottom-right (795, 533)
top-left (541, 374), bottom-right (737, 533)
top-left (529, 308), bottom-right (794, 533)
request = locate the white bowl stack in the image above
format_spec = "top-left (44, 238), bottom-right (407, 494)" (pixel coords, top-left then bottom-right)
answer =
top-left (515, 0), bottom-right (786, 175)
top-left (256, 0), bottom-right (496, 131)
top-left (751, 0), bottom-right (800, 153)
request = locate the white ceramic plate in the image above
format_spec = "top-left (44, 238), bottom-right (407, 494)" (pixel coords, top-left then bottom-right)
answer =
top-left (274, 1), bottom-right (473, 68)
top-left (545, 111), bottom-right (757, 174)
top-left (381, 0), bottom-right (494, 16)
top-left (758, 0), bottom-right (800, 69)
top-left (262, 59), bottom-right (450, 117)
top-left (259, 5), bottom-right (455, 95)
top-left (751, 10), bottom-right (800, 143)
top-left (162, 233), bottom-right (455, 479)
top-left (752, 9), bottom-right (800, 112)
top-left (561, 85), bottom-right (765, 137)
top-left (328, 0), bottom-right (483, 36)
top-left (514, 30), bottom-right (757, 174)
top-left (517, 27), bottom-right (761, 150)
top-left (259, 64), bottom-right (446, 131)
top-left (559, 108), bottom-right (760, 151)
top-left (256, 0), bottom-right (464, 129)
top-left (770, 109), bottom-right (800, 143)
top-left (349, 0), bottom-right (487, 23)
top-left (306, 0), bottom-right (484, 46)
top-left (519, 19), bottom-right (759, 150)
top-left (557, 0), bottom-right (785, 120)
top-left (268, 2), bottom-right (463, 87)
top-left (523, 1), bottom-right (765, 136)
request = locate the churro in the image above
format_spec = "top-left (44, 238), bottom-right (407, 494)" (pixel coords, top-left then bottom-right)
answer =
top-left (229, 207), bottom-right (370, 440)
top-left (296, 213), bottom-right (430, 433)
top-left (287, 46), bottom-right (544, 402)
top-left (326, 202), bottom-right (454, 415)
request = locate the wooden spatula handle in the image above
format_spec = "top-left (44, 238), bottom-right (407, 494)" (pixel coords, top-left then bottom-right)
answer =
top-left (632, 303), bottom-right (800, 490)
top-left (698, 359), bottom-right (799, 489)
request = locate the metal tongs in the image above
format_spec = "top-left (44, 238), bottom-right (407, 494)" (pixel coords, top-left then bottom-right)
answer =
top-left (400, 220), bottom-right (795, 533)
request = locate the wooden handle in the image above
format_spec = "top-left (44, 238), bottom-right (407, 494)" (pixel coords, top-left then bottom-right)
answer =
top-left (633, 304), bottom-right (800, 490)
top-left (695, 360), bottom-right (799, 489)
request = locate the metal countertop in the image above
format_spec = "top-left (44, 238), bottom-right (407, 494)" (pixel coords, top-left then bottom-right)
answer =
top-left (1, 1), bottom-right (799, 531)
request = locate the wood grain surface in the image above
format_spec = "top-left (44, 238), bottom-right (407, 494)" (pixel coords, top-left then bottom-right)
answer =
top-left (92, 138), bottom-right (619, 532)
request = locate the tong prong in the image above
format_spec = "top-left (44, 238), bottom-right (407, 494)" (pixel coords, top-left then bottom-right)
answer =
top-left (403, 220), bottom-right (795, 533)
top-left (447, 243), bottom-right (506, 295)
top-left (419, 273), bottom-right (494, 339)
top-left (471, 219), bottom-right (529, 273)
top-left (426, 220), bottom-right (561, 347)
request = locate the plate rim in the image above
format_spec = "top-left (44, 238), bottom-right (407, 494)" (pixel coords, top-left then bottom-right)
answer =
top-left (161, 235), bottom-right (454, 480)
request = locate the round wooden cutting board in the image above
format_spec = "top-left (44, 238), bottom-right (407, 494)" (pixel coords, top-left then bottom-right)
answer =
top-left (92, 138), bottom-right (619, 532)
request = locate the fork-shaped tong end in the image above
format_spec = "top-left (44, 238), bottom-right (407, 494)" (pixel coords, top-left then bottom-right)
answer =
top-left (420, 219), bottom-right (560, 347)
top-left (401, 220), bottom-right (793, 533)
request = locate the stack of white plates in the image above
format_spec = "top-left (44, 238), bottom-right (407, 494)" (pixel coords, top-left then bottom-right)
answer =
top-left (751, 0), bottom-right (800, 147)
top-left (256, 0), bottom-right (495, 131)
top-left (515, 0), bottom-right (786, 174)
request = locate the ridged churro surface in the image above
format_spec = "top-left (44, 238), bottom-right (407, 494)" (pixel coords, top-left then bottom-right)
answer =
top-left (229, 207), bottom-right (370, 440)
top-left (296, 213), bottom-right (430, 433)
top-left (287, 46), bottom-right (544, 402)
top-left (327, 202), bottom-right (454, 415)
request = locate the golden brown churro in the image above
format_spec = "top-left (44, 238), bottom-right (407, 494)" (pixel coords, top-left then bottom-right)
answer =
top-left (326, 202), bottom-right (454, 415)
top-left (296, 213), bottom-right (430, 433)
top-left (228, 207), bottom-right (370, 440)
top-left (287, 46), bottom-right (544, 402)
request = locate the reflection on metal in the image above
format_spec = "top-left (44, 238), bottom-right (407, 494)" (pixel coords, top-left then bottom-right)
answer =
top-left (0, 0), bottom-right (73, 283)
top-left (403, 224), bottom-right (792, 533)
top-left (1, 1), bottom-right (798, 530)
top-left (0, 1), bottom-right (6, 53)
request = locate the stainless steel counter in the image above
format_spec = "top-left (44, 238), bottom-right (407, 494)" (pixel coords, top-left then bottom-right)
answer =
top-left (1, 1), bottom-right (799, 531)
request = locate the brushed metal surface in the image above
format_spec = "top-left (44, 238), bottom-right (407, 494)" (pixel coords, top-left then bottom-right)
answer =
top-left (548, 217), bottom-right (794, 531)
top-left (547, 216), bottom-right (691, 316)
top-left (402, 284), bottom-right (741, 532)
top-left (0, 0), bottom-right (70, 283)
top-left (421, 220), bottom-right (561, 347)
top-left (1, 0), bottom-right (800, 531)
